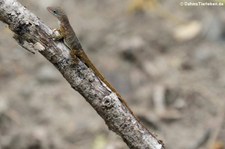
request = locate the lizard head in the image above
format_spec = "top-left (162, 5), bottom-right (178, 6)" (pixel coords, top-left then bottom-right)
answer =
top-left (47, 7), bottom-right (66, 19)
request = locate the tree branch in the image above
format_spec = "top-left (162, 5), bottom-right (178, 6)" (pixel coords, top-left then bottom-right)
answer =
top-left (0, 0), bottom-right (164, 148)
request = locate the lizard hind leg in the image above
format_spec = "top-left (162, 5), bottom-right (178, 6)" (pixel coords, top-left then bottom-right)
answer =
top-left (69, 49), bottom-right (79, 65)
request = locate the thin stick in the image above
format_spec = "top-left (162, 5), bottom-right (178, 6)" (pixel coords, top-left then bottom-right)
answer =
top-left (0, 0), bottom-right (164, 148)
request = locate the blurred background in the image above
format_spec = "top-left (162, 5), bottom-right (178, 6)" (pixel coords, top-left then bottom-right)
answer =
top-left (1, 0), bottom-right (225, 148)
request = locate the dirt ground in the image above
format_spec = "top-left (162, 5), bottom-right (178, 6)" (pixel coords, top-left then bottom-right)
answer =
top-left (1, 0), bottom-right (225, 149)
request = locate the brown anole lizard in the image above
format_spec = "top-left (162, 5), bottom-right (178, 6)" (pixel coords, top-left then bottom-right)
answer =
top-left (47, 7), bottom-right (133, 112)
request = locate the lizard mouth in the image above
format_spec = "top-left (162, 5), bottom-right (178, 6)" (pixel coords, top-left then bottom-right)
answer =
top-left (47, 7), bottom-right (53, 13)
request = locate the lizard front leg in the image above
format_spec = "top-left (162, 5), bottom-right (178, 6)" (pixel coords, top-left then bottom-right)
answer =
top-left (50, 28), bottom-right (64, 41)
top-left (50, 28), bottom-right (79, 64)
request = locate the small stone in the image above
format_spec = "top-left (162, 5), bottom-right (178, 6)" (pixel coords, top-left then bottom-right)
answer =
top-left (173, 21), bottom-right (202, 42)
top-left (119, 36), bottom-right (145, 51)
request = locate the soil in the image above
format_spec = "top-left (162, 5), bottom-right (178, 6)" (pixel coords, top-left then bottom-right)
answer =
top-left (0, 0), bottom-right (225, 149)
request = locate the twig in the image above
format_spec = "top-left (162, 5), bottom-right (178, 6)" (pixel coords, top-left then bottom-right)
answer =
top-left (0, 0), bottom-right (164, 148)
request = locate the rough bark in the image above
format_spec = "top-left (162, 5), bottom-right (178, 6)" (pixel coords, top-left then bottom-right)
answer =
top-left (0, 0), bottom-right (165, 148)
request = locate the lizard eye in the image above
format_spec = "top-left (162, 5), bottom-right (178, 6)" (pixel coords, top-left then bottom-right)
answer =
top-left (53, 10), bottom-right (57, 14)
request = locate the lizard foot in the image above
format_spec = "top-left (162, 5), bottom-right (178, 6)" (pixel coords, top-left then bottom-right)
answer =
top-left (51, 28), bottom-right (64, 41)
